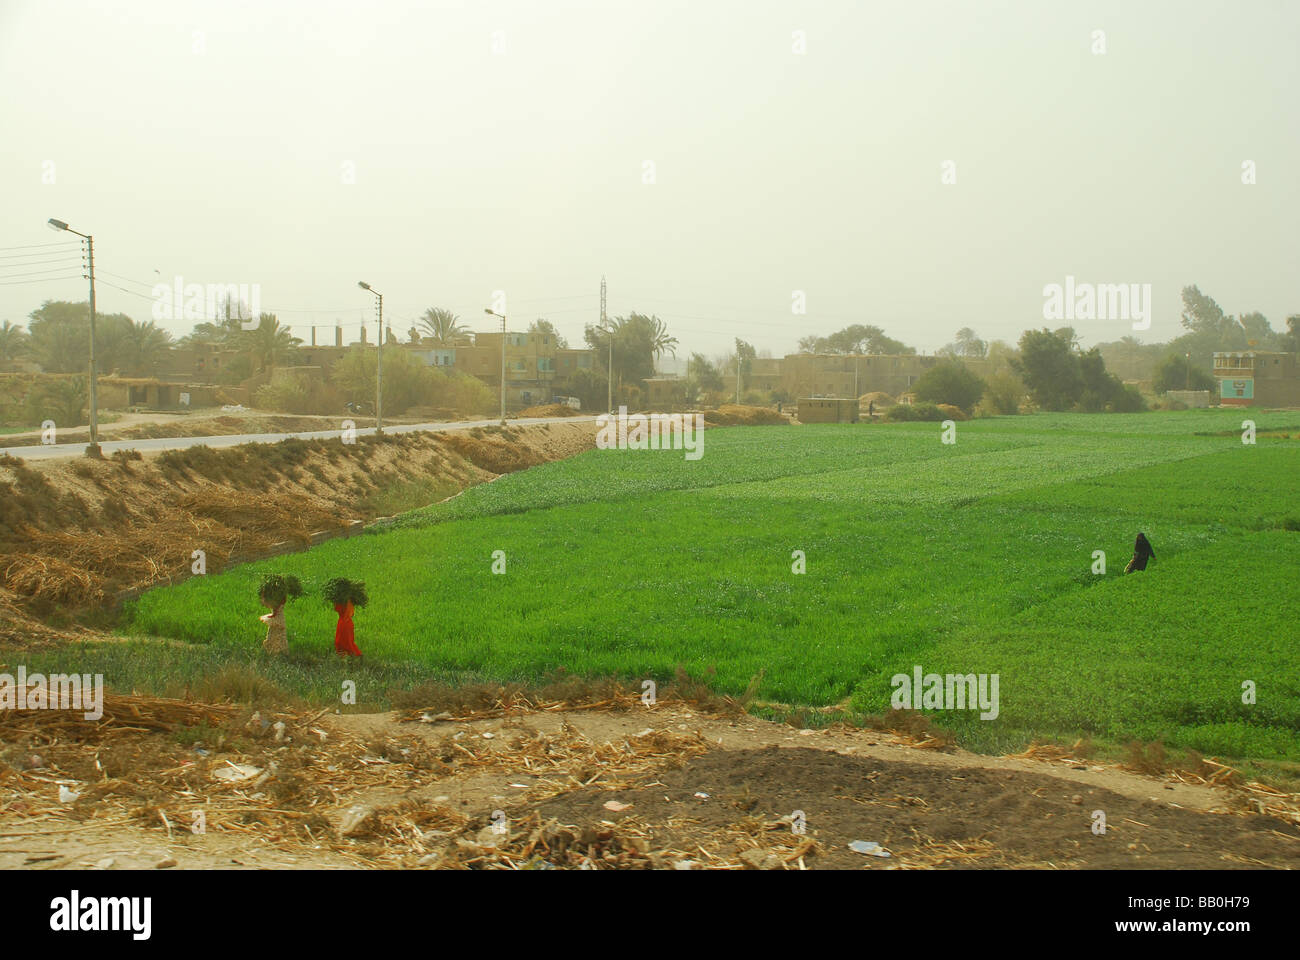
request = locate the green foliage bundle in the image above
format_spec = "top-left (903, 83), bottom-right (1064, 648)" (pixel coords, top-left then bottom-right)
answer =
top-left (258, 574), bottom-right (303, 608)
top-left (323, 577), bottom-right (369, 608)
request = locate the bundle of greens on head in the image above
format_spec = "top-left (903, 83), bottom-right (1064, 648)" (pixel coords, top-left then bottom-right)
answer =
top-left (323, 577), bottom-right (368, 608)
top-left (258, 574), bottom-right (303, 609)
top-left (257, 574), bottom-right (302, 656)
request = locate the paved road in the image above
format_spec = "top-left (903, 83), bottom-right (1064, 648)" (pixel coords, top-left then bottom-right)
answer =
top-left (5, 415), bottom-right (596, 461)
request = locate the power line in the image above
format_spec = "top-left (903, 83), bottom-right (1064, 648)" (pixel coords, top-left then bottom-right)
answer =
top-left (95, 269), bottom-right (157, 289)
top-left (94, 279), bottom-right (159, 302)
top-left (0, 275), bottom-right (83, 286)
top-left (0, 247), bottom-right (82, 261)
top-left (0, 266), bottom-right (88, 280)
top-left (0, 240), bottom-right (82, 252)
top-left (0, 257), bottom-right (84, 270)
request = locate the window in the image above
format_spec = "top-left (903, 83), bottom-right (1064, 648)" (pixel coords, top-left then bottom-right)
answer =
top-left (538, 357), bottom-right (554, 372)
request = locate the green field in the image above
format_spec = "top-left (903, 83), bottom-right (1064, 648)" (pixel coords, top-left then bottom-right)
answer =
top-left (123, 410), bottom-right (1300, 761)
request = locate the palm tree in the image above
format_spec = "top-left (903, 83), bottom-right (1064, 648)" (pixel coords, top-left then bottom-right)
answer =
top-left (649, 315), bottom-right (678, 362)
top-left (242, 314), bottom-right (302, 370)
top-left (123, 318), bottom-right (174, 375)
top-left (0, 320), bottom-right (29, 361)
top-left (418, 308), bottom-right (465, 346)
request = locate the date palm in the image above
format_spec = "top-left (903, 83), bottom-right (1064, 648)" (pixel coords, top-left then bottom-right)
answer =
top-left (0, 320), bottom-right (29, 361)
top-left (418, 308), bottom-right (465, 346)
top-left (649, 315), bottom-right (678, 361)
top-left (242, 314), bottom-right (302, 370)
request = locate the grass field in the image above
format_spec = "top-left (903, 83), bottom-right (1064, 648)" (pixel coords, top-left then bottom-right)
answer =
top-left (123, 410), bottom-right (1300, 761)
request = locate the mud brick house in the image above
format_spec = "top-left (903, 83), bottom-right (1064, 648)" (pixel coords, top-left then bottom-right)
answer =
top-left (1213, 351), bottom-right (1300, 407)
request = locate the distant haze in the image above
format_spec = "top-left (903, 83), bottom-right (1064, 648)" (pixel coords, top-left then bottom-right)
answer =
top-left (3, 0), bottom-right (1296, 358)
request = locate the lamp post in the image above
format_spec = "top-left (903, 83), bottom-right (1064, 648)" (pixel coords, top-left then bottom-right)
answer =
top-left (46, 218), bottom-right (100, 458)
top-left (358, 282), bottom-right (383, 433)
top-left (484, 308), bottom-right (506, 424)
top-left (602, 320), bottom-right (616, 414)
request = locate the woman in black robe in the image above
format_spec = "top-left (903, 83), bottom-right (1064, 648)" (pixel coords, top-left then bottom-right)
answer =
top-left (1125, 533), bottom-right (1155, 573)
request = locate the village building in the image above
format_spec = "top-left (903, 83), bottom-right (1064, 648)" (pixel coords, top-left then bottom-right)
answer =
top-left (1213, 351), bottom-right (1300, 407)
top-left (779, 353), bottom-right (990, 399)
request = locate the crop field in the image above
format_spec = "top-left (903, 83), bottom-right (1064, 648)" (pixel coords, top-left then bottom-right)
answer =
top-left (124, 411), bottom-right (1300, 761)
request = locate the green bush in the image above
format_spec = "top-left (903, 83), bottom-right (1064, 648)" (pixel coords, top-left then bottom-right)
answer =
top-left (255, 372), bottom-right (342, 415)
top-left (1153, 353), bottom-right (1215, 394)
top-left (21, 377), bottom-right (86, 428)
top-left (330, 347), bottom-right (495, 416)
top-left (912, 360), bottom-right (986, 414)
top-left (1108, 383), bottom-right (1148, 413)
top-left (981, 371), bottom-right (1024, 415)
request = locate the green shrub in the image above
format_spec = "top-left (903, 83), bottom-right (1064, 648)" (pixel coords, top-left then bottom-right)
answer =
top-left (981, 371), bottom-right (1024, 415)
top-left (22, 377), bottom-right (86, 427)
top-left (912, 361), bottom-right (986, 414)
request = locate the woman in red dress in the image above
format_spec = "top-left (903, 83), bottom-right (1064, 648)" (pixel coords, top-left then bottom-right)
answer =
top-left (332, 600), bottom-right (363, 658)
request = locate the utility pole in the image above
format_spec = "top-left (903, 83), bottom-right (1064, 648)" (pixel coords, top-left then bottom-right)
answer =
top-left (601, 275), bottom-right (612, 414)
top-left (85, 235), bottom-right (99, 455)
top-left (358, 282), bottom-right (383, 433)
top-left (46, 219), bottom-right (100, 457)
top-left (735, 338), bottom-right (742, 403)
top-left (485, 308), bottom-right (507, 424)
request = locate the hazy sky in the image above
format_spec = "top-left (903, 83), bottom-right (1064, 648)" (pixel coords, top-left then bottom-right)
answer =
top-left (3, 0), bottom-right (1296, 360)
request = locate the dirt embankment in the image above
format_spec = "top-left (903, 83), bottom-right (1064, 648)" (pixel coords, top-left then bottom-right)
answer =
top-left (0, 421), bottom-right (597, 622)
top-left (0, 411), bottom-right (473, 449)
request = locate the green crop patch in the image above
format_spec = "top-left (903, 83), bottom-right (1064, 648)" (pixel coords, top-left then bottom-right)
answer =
top-left (123, 411), bottom-right (1300, 762)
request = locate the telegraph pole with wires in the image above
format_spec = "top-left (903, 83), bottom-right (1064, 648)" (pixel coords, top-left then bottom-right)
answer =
top-left (45, 218), bottom-right (100, 457)
top-left (601, 275), bottom-right (612, 414)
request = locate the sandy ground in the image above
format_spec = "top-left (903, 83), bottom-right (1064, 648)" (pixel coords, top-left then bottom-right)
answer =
top-left (2, 701), bottom-right (1295, 870)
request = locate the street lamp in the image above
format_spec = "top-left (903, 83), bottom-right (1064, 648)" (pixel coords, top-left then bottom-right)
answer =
top-left (601, 320), bottom-right (615, 414)
top-left (358, 282), bottom-right (383, 433)
top-left (47, 218), bottom-right (100, 457)
top-left (484, 308), bottom-right (506, 424)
